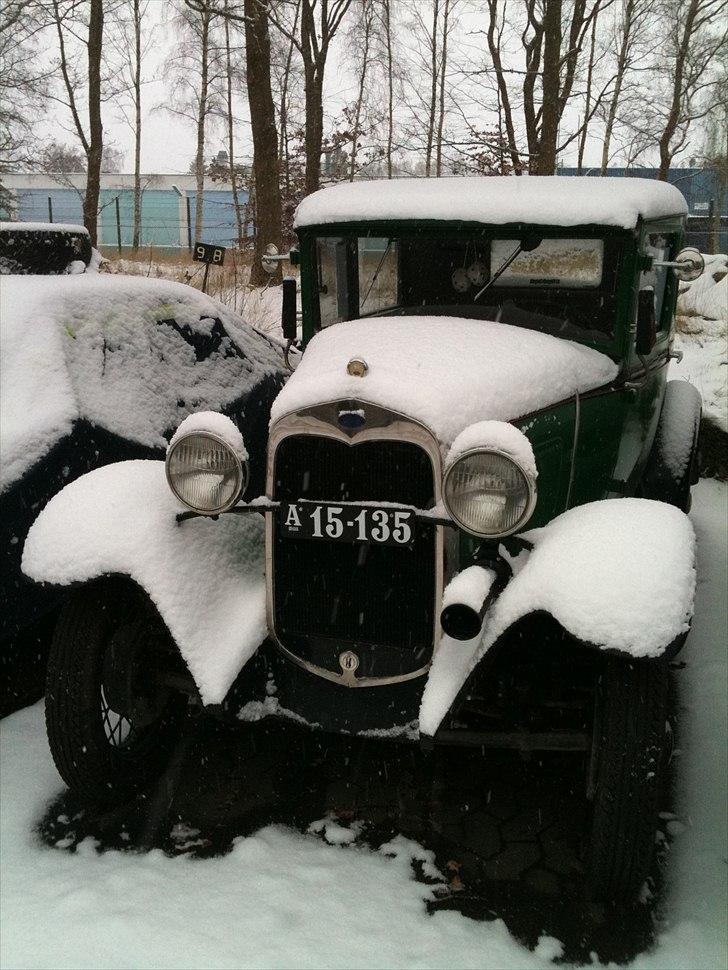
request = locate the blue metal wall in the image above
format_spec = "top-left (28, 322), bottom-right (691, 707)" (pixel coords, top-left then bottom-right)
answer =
top-left (8, 186), bottom-right (250, 249)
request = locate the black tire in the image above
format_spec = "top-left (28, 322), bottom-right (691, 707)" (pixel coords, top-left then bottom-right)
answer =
top-left (45, 579), bottom-right (186, 804)
top-left (586, 655), bottom-right (668, 903)
top-left (641, 380), bottom-right (701, 513)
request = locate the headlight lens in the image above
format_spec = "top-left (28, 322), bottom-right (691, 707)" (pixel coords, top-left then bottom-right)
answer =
top-left (443, 450), bottom-right (536, 538)
top-left (166, 432), bottom-right (246, 514)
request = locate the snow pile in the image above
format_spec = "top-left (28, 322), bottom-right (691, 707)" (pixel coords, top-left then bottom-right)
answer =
top-left (22, 460), bottom-right (266, 704)
top-left (168, 410), bottom-right (248, 460)
top-left (446, 421), bottom-right (537, 477)
top-left (678, 253), bottom-right (727, 323)
top-left (0, 274), bottom-right (283, 491)
top-left (270, 316), bottom-right (617, 444)
top-left (295, 176), bottom-right (687, 230)
top-left (673, 254), bottom-right (727, 433)
top-left (422, 498), bottom-right (696, 736)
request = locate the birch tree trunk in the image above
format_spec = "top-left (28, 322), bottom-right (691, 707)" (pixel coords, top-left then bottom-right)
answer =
top-left (424, 0), bottom-right (439, 177)
top-left (223, 1), bottom-right (244, 246)
top-left (384, 0), bottom-right (394, 178)
top-left (132, 0), bottom-right (142, 252)
top-left (349, 0), bottom-right (372, 181)
top-left (435, 0), bottom-right (450, 176)
top-left (600, 0), bottom-right (635, 175)
top-left (193, 9), bottom-right (211, 243)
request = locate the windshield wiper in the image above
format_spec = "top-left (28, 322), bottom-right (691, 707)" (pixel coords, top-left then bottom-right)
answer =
top-left (474, 233), bottom-right (542, 302)
top-left (360, 239), bottom-right (393, 310)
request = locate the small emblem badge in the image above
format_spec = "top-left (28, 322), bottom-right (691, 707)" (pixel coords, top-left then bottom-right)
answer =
top-left (346, 357), bottom-right (368, 377)
top-left (339, 650), bottom-right (359, 675)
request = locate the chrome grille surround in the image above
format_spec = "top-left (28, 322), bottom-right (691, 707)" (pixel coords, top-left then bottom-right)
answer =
top-left (266, 400), bottom-right (445, 687)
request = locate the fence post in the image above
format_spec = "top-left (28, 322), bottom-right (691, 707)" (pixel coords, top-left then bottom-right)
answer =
top-left (48, 197), bottom-right (53, 223)
top-left (186, 196), bottom-right (192, 253)
top-left (115, 196), bottom-right (122, 254)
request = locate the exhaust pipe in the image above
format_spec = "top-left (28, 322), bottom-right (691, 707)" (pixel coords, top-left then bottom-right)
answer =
top-left (440, 560), bottom-right (511, 641)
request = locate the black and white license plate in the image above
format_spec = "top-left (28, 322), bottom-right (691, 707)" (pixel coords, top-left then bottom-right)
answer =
top-left (280, 502), bottom-right (415, 546)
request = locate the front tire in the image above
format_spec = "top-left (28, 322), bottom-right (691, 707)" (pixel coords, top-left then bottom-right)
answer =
top-left (45, 579), bottom-right (186, 804)
top-left (586, 655), bottom-right (668, 903)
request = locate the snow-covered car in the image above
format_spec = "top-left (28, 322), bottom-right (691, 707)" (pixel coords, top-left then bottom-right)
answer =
top-left (23, 179), bottom-right (703, 904)
top-left (1, 223), bottom-right (286, 711)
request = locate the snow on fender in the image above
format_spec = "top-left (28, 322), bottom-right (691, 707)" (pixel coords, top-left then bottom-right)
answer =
top-left (22, 460), bottom-right (266, 705)
top-left (420, 498), bottom-right (697, 737)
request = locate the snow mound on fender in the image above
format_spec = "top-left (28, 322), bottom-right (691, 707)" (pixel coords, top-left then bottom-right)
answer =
top-left (421, 498), bottom-right (696, 736)
top-left (0, 274), bottom-right (283, 492)
top-left (270, 317), bottom-right (617, 444)
top-left (169, 410), bottom-right (248, 460)
top-left (446, 421), bottom-right (537, 478)
top-left (22, 460), bottom-right (266, 704)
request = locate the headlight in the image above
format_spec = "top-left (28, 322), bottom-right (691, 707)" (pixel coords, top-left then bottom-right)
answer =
top-left (443, 449), bottom-right (536, 538)
top-left (166, 431), bottom-right (247, 514)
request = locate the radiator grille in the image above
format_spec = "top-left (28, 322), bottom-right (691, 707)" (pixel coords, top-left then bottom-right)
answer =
top-left (272, 434), bottom-right (437, 680)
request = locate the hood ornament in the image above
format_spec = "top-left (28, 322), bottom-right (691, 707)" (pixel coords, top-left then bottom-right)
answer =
top-left (347, 357), bottom-right (368, 377)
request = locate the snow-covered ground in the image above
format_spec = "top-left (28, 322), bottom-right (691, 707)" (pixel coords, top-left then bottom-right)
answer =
top-left (1, 479), bottom-right (725, 970)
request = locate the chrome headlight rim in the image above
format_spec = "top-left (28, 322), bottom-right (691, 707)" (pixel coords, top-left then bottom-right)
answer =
top-left (443, 447), bottom-right (537, 539)
top-left (165, 430), bottom-right (248, 515)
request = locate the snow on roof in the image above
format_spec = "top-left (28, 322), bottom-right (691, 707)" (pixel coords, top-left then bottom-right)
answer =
top-left (0, 221), bottom-right (89, 235)
top-left (421, 497), bottom-right (696, 735)
top-left (294, 176), bottom-right (688, 230)
top-left (0, 274), bottom-right (283, 491)
top-left (270, 316), bottom-right (618, 445)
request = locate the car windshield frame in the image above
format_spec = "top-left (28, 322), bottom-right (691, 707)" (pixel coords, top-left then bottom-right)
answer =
top-left (308, 224), bottom-right (626, 351)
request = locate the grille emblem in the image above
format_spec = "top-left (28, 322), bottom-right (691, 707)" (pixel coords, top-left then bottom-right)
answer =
top-left (338, 408), bottom-right (366, 430)
top-left (339, 650), bottom-right (359, 675)
top-left (346, 357), bottom-right (368, 377)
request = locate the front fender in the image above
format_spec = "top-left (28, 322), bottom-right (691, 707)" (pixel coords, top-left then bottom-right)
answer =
top-left (22, 459), bottom-right (266, 705)
top-left (420, 497), bottom-right (696, 737)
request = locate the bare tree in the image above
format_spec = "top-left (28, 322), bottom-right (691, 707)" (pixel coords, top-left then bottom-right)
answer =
top-left (653, 0), bottom-right (727, 179)
top-left (269, 0), bottom-right (353, 194)
top-left (44, 0), bottom-right (105, 244)
top-left (348, 0), bottom-right (375, 181)
top-left (244, 0), bottom-right (283, 283)
top-left (380, 0), bottom-right (395, 177)
top-left (222, 0), bottom-right (245, 245)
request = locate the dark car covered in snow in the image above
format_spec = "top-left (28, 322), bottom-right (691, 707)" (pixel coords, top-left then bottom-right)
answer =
top-left (0, 223), bottom-right (286, 712)
top-left (23, 179), bottom-right (704, 903)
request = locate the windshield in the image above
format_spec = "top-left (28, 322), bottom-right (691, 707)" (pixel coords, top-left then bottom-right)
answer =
top-left (314, 231), bottom-right (621, 344)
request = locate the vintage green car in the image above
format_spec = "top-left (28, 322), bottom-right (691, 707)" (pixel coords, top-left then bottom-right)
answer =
top-left (24, 177), bottom-right (703, 903)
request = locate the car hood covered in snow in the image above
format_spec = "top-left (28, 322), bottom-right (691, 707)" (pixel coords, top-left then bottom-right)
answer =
top-left (270, 316), bottom-right (619, 445)
top-left (0, 274), bottom-right (285, 492)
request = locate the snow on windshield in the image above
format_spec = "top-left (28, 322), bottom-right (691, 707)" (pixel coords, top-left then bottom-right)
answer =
top-left (0, 275), bottom-right (283, 492)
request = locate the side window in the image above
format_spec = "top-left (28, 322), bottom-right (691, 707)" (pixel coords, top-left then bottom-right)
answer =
top-left (642, 233), bottom-right (678, 334)
top-left (358, 238), bottom-right (398, 315)
top-left (316, 237), bottom-right (349, 328)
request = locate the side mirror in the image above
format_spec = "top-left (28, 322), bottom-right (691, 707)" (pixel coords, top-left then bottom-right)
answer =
top-left (651, 246), bottom-right (704, 282)
top-left (262, 243), bottom-right (280, 275)
top-left (281, 277), bottom-right (297, 341)
top-left (636, 289), bottom-right (657, 355)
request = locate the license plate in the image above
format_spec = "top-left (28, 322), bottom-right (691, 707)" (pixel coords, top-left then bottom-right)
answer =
top-left (280, 502), bottom-right (415, 547)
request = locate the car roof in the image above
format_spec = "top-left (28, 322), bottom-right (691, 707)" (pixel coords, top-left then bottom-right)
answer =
top-left (294, 176), bottom-right (688, 231)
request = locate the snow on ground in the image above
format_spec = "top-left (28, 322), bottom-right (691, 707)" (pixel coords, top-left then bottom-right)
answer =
top-left (1, 480), bottom-right (725, 969)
